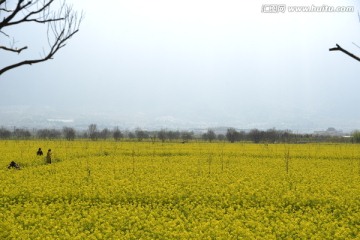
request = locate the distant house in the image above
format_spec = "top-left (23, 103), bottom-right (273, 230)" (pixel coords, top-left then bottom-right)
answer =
top-left (313, 127), bottom-right (344, 137)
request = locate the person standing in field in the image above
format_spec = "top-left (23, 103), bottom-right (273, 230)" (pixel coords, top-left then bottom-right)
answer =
top-left (37, 148), bottom-right (43, 156)
top-left (46, 149), bottom-right (52, 164)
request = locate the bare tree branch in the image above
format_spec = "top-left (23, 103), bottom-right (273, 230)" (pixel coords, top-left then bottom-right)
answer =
top-left (0, 45), bottom-right (27, 53)
top-left (329, 44), bottom-right (360, 62)
top-left (0, 30), bottom-right (78, 75)
top-left (4, 0), bottom-right (65, 27)
top-left (0, 0), bottom-right (83, 76)
top-left (0, 1), bottom-right (27, 30)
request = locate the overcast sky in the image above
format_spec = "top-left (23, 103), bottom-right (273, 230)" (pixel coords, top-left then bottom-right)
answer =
top-left (1, 0), bottom-right (360, 131)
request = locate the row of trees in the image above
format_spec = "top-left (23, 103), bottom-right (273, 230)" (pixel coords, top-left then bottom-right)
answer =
top-left (0, 125), bottom-right (194, 142)
top-left (0, 125), bottom-right (359, 143)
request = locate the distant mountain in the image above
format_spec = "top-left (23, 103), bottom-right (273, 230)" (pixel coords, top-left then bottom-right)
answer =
top-left (0, 105), bottom-right (357, 134)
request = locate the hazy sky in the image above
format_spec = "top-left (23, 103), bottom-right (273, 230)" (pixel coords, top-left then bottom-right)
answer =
top-left (1, 0), bottom-right (360, 131)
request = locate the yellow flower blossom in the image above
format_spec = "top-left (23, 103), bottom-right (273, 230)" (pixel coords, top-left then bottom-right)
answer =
top-left (0, 141), bottom-right (359, 239)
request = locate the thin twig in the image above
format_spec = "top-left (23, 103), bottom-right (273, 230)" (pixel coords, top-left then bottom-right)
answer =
top-left (352, 42), bottom-right (360, 50)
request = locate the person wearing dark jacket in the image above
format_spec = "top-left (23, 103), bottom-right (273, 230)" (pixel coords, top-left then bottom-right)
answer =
top-left (8, 161), bottom-right (20, 169)
top-left (37, 148), bottom-right (43, 156)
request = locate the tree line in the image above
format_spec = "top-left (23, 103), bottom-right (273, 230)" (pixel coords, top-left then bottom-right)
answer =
top-left (0, 124), bottom-right (358, 143)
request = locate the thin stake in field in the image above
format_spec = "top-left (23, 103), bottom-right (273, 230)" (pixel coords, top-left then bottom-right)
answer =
top-left (208, 153), bottom-right (213, 175)
top-left (358, 149), bottom-right (360, 176)
top-left (221, 149), bottom-right (224, 171)
top-left (132, 149), bottom-right (136, 174)
top-left (284, 145), bottom-right (290, 174)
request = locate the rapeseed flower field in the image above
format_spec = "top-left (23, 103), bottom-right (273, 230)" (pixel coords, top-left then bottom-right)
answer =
top-left (1, 140), bottom-right (360, 239)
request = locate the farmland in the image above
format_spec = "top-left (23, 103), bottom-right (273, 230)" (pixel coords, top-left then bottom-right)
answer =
top-left (1, 140), bottom-right (360, 239)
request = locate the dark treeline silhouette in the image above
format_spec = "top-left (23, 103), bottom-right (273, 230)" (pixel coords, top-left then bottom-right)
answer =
top-left (0, 125), bottom-right (357, 143)
top-left (1, 128), bottom-right (32, 139)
